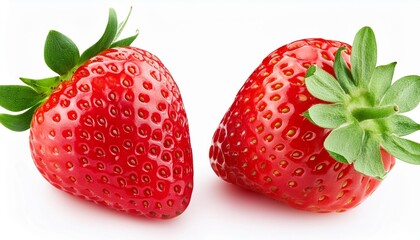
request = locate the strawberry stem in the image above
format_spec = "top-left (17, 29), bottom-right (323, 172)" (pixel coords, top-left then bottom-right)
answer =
top-left (352, 105), bottom-right (398, 122)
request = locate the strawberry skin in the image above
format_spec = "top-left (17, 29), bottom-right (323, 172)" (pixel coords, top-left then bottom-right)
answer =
top-left (29, 47), bottom-right (193, 219)
top-left (0, 9), bottom-right (194, 219)
top-left (209, 38), bottom-right (395, 212)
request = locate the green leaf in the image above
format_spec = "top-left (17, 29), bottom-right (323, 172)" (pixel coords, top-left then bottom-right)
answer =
top-left (0, 104), bottom-right (40, 132)
top-left (351, 26), bottom-right (377, 87)
top-left (324, 122), bottom-right (365, 164)
top-left (382, 135), bottom-right (420, 164)
top-left (353, 132), bottom-right (386, 179)
top-left (328, 151), bottom-right (351, 164)
top-left (305, 66), bottom-right (347, 103)
top-left (302, 111), bottom-right (315, 125)
top-left (305, 103), bottom-right (347, 128)
top-left (114, 7), bottom-right (132, 41)
top-left (110, 30), bottom-right (139, 48)
top-left (79, 8), bottom-right (118, 64)
top-left (44, 30), bottom-right (80, 75)
top-left (351, 105), bottom-right (398, 122)
top-left (387, 114), bottom-right (420, 136)
top-left (20, 76), bottom-right (61, 94)
top-left (369, 62), bottom-right (396, 103)
top-left (333, 47), bottom-right (355, 93)
top-left (0, 85), bottom-right (45, 112)
top-left (381, 75), bottom-right (420, 113)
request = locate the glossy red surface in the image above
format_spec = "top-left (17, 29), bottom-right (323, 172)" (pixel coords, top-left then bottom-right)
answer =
top-left (209, 39), bottom-right (395, 212)
top-left (29, 47), bottom-right (193, 219)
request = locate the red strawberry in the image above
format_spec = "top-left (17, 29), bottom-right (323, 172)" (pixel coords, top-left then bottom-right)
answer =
top-left (209, 27), bottom-right (420, 212)
top-left (0, 9), bottom-right (193, 219)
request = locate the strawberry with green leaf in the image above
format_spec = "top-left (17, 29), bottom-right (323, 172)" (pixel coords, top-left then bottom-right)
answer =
top-left (209, 27), bottom-right (419, 212)
top-left (0, 8), bottom-right (193, 219)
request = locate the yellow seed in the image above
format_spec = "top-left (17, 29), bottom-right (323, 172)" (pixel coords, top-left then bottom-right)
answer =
top-left (281, 107), bottom-right (290, 113)
top-left (292, 151), bottom-right (301, 158)
top-left (337, 191), bottom-right (345, 199)
top-left (286, 129), bottom-right (296, 136)
top-left (294, 168), bottom-right (303, 175)
top-left (272, 83), bottom-right (283, 90)
top-left (270, 95), bottom-right (281, 101)
top-left (345, 197), bottom-right (355, 205)
top-left (279, 160), bottom-right (288, 167)
top-left (298, 94), bottom-right (308, 102)
top-left (316, 164), bottom-right (324, 171)
top-left (265, 134), bottom-right (273, 142)
top-left (273, 170), bottom-right (281, 177)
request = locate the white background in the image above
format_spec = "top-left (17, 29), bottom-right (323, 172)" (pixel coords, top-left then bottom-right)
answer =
top-left (0, 0), bottom-right (419, 239)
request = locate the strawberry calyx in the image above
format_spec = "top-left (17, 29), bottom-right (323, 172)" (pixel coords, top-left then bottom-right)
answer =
top-left (0, 8), bottom-right (138, 131)
top-left (304, 26), bottom-right (420, 179)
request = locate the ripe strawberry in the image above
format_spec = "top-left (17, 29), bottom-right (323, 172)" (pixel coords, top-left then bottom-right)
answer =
top-left (209, 27), bottom-right (420, 212)
top-left (0, 9), bottom-right (193, 219)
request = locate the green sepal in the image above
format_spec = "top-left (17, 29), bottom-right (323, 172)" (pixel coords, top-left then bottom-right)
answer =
top-left (351, 105), bottom-right (397, 122)
top-left (327, 151), bottom-right (351, 164)
top-left (333, 47), bottom-right (355, 93)
top-left (324, 122), bottom-right (365, 164)
top-left (114, 7), bottom-right (133, 41)
top-left (0, 85), bottom-right (45, 112)
top-left (20, 76), bottom-right (61, 94)
top-left (44, 30), bottom-right (80, 75)
top-left (380, 75), bottom-right (420, 113)
top-left (351, 26), bottom-right (377, 87)
top-left (305, 66), bottom-right (347, 102)
top-left (303, 26), bottom-right (420, 178)
top-left (382, 135), bottom-right (420, 165)
top-left (369, 62), bottom-right (396, 103)
top-left (305, 103), bottom-right (347, 129)
top-left (354, 132), bottom-right (386, 179)
top-left (111, 29), bottom-right (139, 48)
top-left (387, 114), bottom-right (420, 136)
top-left (79, 8), bottom-right (118, 64)
top-left (0, 103), bottom-right (40, 132)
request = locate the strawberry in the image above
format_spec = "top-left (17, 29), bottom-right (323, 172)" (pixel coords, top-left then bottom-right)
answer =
top-left (0, 8), bottom-right (193, 219)
top-left (209, 27), bottom-right (420, 212)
